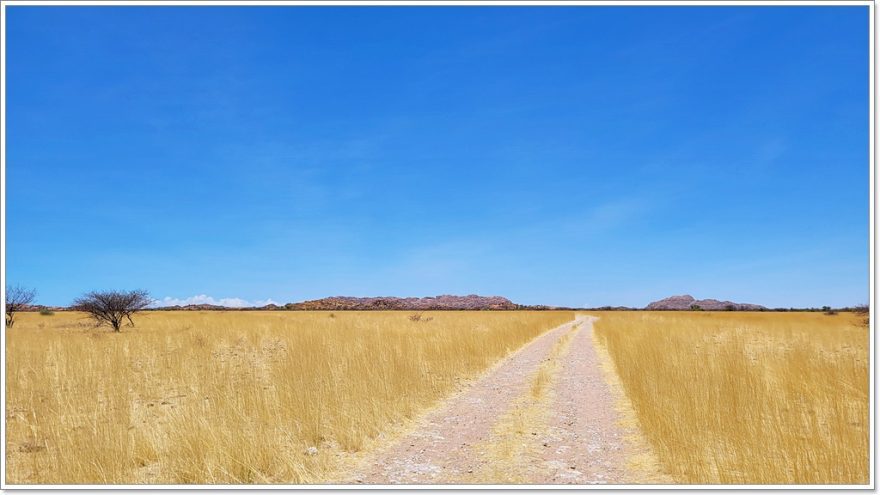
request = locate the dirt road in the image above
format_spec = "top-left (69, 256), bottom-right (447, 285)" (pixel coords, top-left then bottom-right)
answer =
top-left (346, 315), bottom-right (671, 485)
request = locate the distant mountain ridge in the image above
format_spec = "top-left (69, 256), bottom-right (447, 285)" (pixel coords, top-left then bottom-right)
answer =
top-left (284, 295), bottom-right (518, 311)
top-left (155, 304), bottom-right (229, 311)
top-left (24, 294), bottom-right (773, 312)
top-left (645, 294), bottom-right (766, 311)
top-left (144, 295), bottom-right (520, 311)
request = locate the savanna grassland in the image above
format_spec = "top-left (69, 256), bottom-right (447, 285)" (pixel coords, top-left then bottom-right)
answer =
top-left (592, 311), bottom-right (869, 484)
top-left (5, 310), bottom-right (573, 484)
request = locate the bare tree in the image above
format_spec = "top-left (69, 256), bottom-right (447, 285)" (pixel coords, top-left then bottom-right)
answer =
top-left (73, 290), bottom-right (151, 332)
top-left (5, 285), bottom-right (37, 328)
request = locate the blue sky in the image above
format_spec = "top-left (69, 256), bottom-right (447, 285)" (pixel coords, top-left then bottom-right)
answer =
top-left (5, 6), bottom-right (869, 308)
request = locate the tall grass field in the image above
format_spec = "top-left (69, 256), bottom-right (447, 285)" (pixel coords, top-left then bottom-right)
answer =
top-left (593, 311), bottom-right (868, 484)
top-left (5, 310), bottom-right (572, 484)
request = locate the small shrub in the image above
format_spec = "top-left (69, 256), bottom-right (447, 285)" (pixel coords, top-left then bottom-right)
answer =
top-left (39, 309), bottom-right (54, 316)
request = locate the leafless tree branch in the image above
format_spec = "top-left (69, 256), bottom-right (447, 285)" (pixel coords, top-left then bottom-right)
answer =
top-left (5, 285), bottom-right (37, 328)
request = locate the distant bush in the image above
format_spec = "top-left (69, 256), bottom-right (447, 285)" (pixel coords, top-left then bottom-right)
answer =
top-left (39, 309), bottom-right (54, 316)
top-left (408, 313), bottom-right (434, 322)
top-left (689, 304), bottom-right (703, 311)
top-left (822, 306), bottom-right (837, 316)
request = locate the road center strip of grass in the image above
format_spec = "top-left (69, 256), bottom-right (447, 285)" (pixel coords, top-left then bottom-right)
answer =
top-left (462, 321), bottom-right (581, 483)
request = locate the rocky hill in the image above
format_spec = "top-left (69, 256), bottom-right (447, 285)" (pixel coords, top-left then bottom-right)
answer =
top-left (285, 295), bottom-right (518, 311)
top-left (153, 304), bottom-right (229, 311)
top-left (645, 294), bottom-right (766, 311)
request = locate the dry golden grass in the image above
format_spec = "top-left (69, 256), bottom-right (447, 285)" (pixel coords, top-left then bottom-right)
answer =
top-left (592, 311), bottom-right (869, 484)
top-left (5, 310), bottom-right (572, 484)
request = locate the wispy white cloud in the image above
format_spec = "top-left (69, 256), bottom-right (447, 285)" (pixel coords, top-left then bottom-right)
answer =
top-left (582, 197), bottom-right (651, 231)
top-left (151, 294), bottom-right (280, 308)
top-left (386, 240), bottom-right (494, 281)
top-left (535, 197), bottom-right (656, 240)
top-left (754, 138), bottom-right (787, 167)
